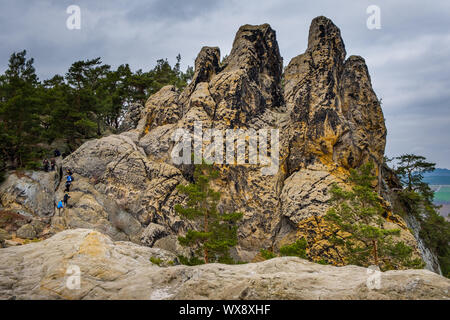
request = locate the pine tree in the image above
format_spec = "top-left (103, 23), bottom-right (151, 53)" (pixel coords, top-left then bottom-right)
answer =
top-left (175, 161), bottom-right (242, 264)
top-left (0, 50), bottom-right (43, 168)
top-left (41, 75), bottom-right (71, 141)
top-left (394, 154), bottom-right (450, 277)
top-left (395, 154), bottom-right (435, 192)
top-left (325, 162), bottom-right (423, 270)
top-left (65, 57), bottom-right (112, 139)
top-left (103, 64), bottom-right (134, 129)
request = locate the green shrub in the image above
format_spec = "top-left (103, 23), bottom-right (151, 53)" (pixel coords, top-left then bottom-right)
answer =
top-left (149, 257), bottom-right (163, 266)
top-left (177, 255), bottom-right (205, 266)
top-left (23, 238), bottom-right (42, 244)
top-left (260, 249), bottom-right (276, 260)
top-left (279, 238), bottom-right (308, 259)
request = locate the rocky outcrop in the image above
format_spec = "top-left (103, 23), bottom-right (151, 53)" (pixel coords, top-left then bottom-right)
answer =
top-left (0, 17), bottom-right (438, 273)
top-left (274, 16), bottom-right (388, 255)
top-left (0, 170), bottom-right (58, 218)
top-left (50, 133), bottom-right (188, 243)
top-left (282, 16), bottom-right (385, 175)
top-left (119, 103), bottom-right (144, 132)
top-left (0, 229), bottom-right (448, 300)
top-left (0, 171), bottom-right (57, 241)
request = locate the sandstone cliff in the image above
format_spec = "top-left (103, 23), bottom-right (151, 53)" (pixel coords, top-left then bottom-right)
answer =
top-left (0, 17), bottom-right (440, 273)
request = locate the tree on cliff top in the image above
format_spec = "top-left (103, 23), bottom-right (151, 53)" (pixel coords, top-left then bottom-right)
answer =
top-left (394, 154), bottom-right (450, 277)
top-left (175, 161), bottom-right (242, 264)
top-left (395, 154), bottom-right (435, 192)
top-left (325, 162), bottom-right (423, 270)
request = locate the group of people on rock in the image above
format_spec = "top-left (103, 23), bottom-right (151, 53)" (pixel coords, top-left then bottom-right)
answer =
top-left (43, 149), bottom-right (74, 214)
top-left (42, 158), bottom-right (56, 172)
top-left (57, 169), bottom-right (74, 213)
top-left (42, 149), bottom-right (61, 172)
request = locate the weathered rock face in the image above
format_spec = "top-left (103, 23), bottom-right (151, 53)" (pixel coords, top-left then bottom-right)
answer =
top-left (0, 170), bottom-right (58, 218)
top-left (119, 102), bottom-right (144, 132)
top-left (283, 16), bottom-right (386, 174)
top-left (50, 133), bottom-right (188, 243)
top-left (210, 24), bottom-right (284, 126)
top-left (0, 170), bottom-right (57, 242)
top-left (0, 229), bottom-right (448, 300)
top-left (275, 16), bottom-right (388, 255)
top-left (0, 17), bottom-right (437, 273)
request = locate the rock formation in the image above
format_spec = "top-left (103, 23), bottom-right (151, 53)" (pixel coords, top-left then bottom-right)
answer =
top-left (0, 229), bottom-right (448, 300)
top-left (0, 16), bottom-right (441, 276)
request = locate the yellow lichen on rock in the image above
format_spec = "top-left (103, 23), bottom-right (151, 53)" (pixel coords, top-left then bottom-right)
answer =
top-left (78, 231), bottom-right (106, 258)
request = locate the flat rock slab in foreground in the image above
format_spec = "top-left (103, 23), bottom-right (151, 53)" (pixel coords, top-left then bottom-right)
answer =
top-left (0, 229), bottom-right (448, 300)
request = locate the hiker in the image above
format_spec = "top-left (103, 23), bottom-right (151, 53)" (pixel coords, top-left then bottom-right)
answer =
top-left (50, 158), bottom-right (56, 171)
top-left (64, 180), bottom-right (71, 192)
top-left (43, 159), bottom-right (49, 172)
top-left (54, 149), bottom-right (61, 157)
top-left (63, 193), bottom-right (71, 207)
top-left (57, 200), bottom-right (64, 214)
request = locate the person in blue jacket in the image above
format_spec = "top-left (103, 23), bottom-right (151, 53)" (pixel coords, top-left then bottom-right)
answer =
top-left (57, 200), bottom-right (64, 214)
top-left (64, 174), bottom-right (74, 192)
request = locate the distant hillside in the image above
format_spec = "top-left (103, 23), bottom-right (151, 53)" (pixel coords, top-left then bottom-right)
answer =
top-left (424, 168), bottom-right (450, 177)
top-left (423, 169), bottom-right (450, 217)
top-left (423, 168), bottom-right (450, 185)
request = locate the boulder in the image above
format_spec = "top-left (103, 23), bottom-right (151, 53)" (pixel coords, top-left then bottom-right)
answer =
top-left (16, 224), bottom-right (36, 239)
top-left (119, 102), bottom-right (144, 132)
top-left (0, 228), bottom-right (11, 241)
top-left (0, 229), bottom-right (448, 300)
top-left (140, 223), bottom-right (169, 246)
top-left (0, 228), bottom-right (11, 247)
top-left (0, 171), bottom-right (58, 218)
top-left (154, 235), bottom-right (193, 258)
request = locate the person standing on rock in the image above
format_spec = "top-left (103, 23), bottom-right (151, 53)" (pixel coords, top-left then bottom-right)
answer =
top-left (50, 158), bottom-right (56, 171)
top-left (57, 200), bottom-right (64, 214)
top-left (64, 179), bottom-right (72, 193)
top-left (43, 159), bottom-right (49, 172)
top-left (63, 193), bottom-right (70, 207)
top-left (64, 172), bottom-right (73, 192)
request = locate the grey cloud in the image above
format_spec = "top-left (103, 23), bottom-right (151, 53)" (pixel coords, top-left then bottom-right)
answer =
top-left (126, 0), bottom-right (224, 22)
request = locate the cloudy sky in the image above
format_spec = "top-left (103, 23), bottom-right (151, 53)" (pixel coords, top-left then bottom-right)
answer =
top-left (1, 0), bottom-right (449, 168)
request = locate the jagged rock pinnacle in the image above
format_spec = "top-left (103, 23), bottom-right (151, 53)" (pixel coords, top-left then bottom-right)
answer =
top-left (307, 16), bottom-right (346, 62)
